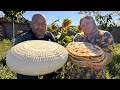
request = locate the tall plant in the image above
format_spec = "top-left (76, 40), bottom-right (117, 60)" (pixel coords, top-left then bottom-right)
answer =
top-left (49, 18), bottom-right (74, 47)
top-left (48, 18), bottom-right (76, 79)
top-left (2, 11), bottom-right (25, 45)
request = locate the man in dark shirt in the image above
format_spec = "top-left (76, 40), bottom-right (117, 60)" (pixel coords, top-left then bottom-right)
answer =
top-left (14, 14), bottom-right (58, 79)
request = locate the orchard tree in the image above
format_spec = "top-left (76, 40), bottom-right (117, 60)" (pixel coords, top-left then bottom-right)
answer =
top-left (95, 13), bottom-right (116, 32)
top-left (2, 11), bottom-right (25, 45)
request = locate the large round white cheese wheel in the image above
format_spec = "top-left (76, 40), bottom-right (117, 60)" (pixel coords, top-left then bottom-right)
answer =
top-left (6, 40), bottom-right (68, 76)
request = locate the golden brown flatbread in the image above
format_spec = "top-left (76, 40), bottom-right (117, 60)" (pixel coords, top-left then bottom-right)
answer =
top-left (66, 42), bottom-right (105, 67)
top-left (66, 42), bottom-right (103, 57)
top-left (68, 52), bottom-right (105, 63)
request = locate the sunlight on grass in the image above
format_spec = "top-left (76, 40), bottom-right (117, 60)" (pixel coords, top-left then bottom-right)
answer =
top-left (0, 39), bottom-right (12, 62)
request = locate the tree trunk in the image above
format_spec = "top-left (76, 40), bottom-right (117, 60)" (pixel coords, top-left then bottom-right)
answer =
top-left (12, 18), bottom-right (15, 46)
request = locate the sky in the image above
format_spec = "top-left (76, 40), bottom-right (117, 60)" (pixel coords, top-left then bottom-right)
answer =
top-left (0, 11), bottom-right (119, 26)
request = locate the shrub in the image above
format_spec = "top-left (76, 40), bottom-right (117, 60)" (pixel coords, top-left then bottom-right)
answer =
top-left (0, 65), bottom-right (16, 79)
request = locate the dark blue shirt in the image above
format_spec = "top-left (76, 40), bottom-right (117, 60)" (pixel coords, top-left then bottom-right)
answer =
top-left (14, 29), bottom-right (56, 45)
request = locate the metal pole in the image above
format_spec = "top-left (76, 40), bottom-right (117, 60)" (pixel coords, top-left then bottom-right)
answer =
top-left (12, 18), bottom-right (15, 46)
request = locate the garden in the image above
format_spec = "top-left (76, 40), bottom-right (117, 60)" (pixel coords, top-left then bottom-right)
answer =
top-left (0, 11), bottom-right (120, 79)
top-left (0, 19), bottom-right (120, 79)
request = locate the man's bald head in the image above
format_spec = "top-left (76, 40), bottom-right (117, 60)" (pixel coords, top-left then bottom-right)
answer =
top-left (30, 14), bottom-right (47, 38)
top-left (32, 14), bottom-right (47, 22)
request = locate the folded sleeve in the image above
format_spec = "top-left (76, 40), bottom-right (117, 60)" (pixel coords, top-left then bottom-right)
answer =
top-left (73, 33), bottom-right (83, 42)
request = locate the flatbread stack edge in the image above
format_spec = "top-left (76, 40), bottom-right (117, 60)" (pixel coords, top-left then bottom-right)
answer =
top-left (66, 42), bottom-right (106, 67)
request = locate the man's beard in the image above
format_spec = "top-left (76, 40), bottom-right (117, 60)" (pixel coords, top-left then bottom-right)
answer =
top-left (36, 32), bottom-right (45, 38)
top-left (32, 28), bottom-right (46, 38)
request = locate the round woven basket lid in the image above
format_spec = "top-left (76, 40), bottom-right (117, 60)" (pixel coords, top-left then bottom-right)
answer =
top-left (66, 42), bottom-right (104, 57)
top-left (6, 40), bottom-right (68, 76)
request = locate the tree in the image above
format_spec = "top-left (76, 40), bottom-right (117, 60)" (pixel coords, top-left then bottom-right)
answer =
top-left (78, 11), bottom-right (100, 16)
top-left (2, 11), bottom-right (25, 45)
top-left (95, 13), bottom-right (116, 32)
top-left (110, 11), bottom-right (120, 27)
top-left (3, 11), bottom-right (25, 23)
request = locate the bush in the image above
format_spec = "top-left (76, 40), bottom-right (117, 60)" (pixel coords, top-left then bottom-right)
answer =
top-left (106, 43), bottom-right (120, 79)
top-left (0, 65), bottom-right (16, 79)
top-left (0, 39), bottom-right (12, 62)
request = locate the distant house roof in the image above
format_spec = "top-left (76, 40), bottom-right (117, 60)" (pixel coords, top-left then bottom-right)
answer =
top-left (0, 17), bottom-right (10, 23)
top-left (0, 17), bottom-right (30, 25)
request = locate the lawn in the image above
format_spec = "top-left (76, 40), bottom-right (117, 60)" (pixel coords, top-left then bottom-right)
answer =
top-left (0, 39), bottom-right (16, 79)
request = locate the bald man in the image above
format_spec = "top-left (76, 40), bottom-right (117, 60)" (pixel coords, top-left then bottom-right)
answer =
top-left (14, 14), bottom-right (58, 79)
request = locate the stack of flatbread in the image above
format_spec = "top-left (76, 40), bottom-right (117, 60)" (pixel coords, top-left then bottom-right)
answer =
top-left (66, 42), bottom-right (107, 67)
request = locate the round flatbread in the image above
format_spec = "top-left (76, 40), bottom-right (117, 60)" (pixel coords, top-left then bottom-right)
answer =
top-left (66, 42), bottom-right (103, 57)
top-left (66, 42), bottom-right (105, 67)
top-left (68, 51), bottom-right (105, 62)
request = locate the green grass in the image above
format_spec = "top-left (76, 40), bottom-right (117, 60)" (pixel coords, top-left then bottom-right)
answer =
top-left (0, 39), bottom-right (12, 62)
top-left (0, 39), bottom-right (16, 79)
top-left (0, 65), bottom-right (16, 79)
top-left (106, 43), bottom-right (120, 79)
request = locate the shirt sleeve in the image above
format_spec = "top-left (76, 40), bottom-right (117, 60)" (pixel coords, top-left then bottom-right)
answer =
top-left (14, 36), bottom-right (26, 45)
top-left (47, 31), bottom-right (56, 42)
top-left (100, 31), bottom-right (114, 52)
top-left (73, 33), bottom-right (82, 42)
